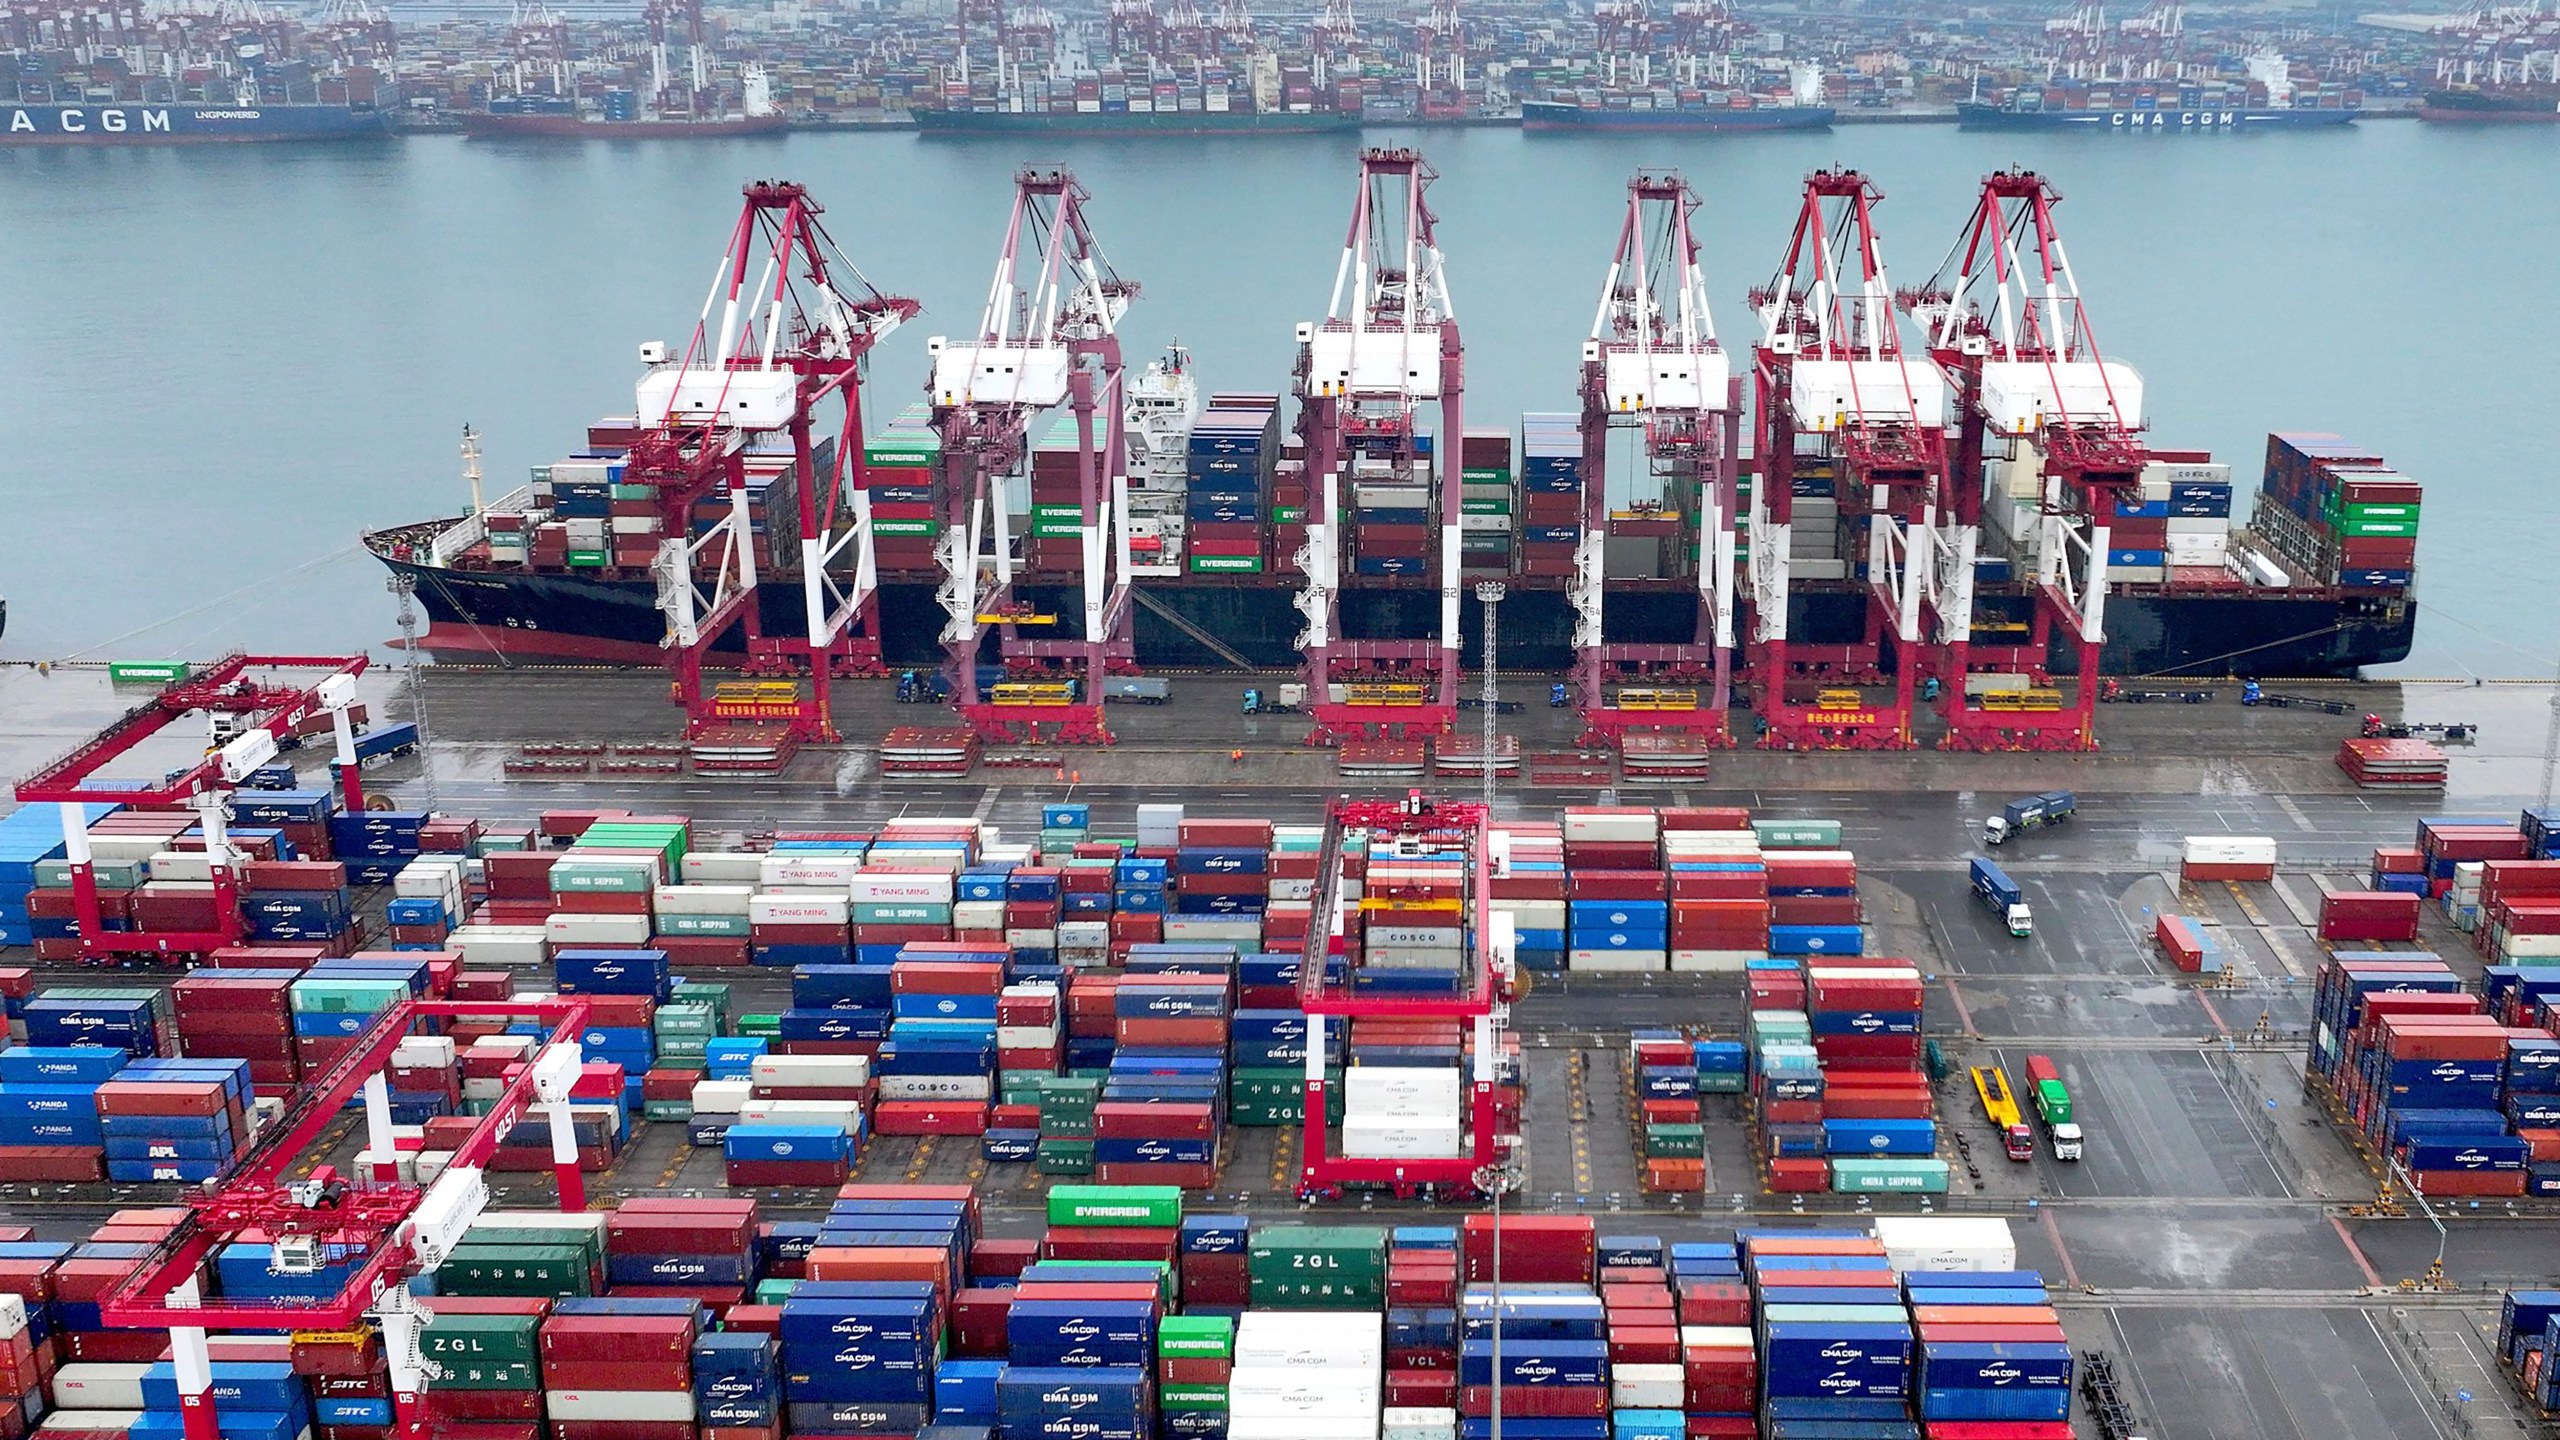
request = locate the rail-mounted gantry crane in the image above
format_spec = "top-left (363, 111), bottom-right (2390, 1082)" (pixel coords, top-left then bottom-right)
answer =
top-left (1291, 147), bottom-right (1468, 745)
top-left (640, 179), bottom-right (918, 766)
top-left (1745, 169), bottom-right (1950, 750)
top-left (1570, 170), bottom-right (1741, 750)
top-left (1902, 169), bottom-right (2146, 752)
top-left (928, 166), bottom-right (1138, 747)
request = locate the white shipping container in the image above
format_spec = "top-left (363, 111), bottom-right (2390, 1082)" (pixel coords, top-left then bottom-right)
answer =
top-left (996, 1024), bottom-right (1062, 1049)
top-left (545, 913), bottom-right (650, 947)
top-left (653, 884), bottom-right (754, 916)
top-left (1871, 1216), bottom-right (2019, 1273)
top-left (543, 1391), bottom-right (697, 1423)
top-left (1561, 809), bottom-right (1659, 844)
top-left (446, 926), bottom-right (549, 967)
top-left (1136, 803), bottom-right (1184, 847)
top-left (1381, 1408), bottom-right (1457, 1440)
top-left (737, 1099), bottom-right (864, 1131)
top-left (42, 1416), bottom-right (148, 1437)
top-left (1367, 924), bottom-right (1462, 950)
top-left (1268, 878), bottom-right (1316, 902)
top-left (1345, 1066), bottom-right (1461, 1115)
top-left (1232, 1310), bottom-right (1384, 1367)
top-left (682, 851), bottom-right (767, 883)
top-left (2183, 836), bottom-right (2279, 866)
top-left (691, 1079), bottom-right (755, 1114)
top-left (1226, 1419), bottom-right (1378, 1440)
top-left (955, 900), bottom-right (1007, 931)
top-left (2501, 933), bottom-right (2560, 959)
top-left (1339, 1117), bottom-right (1465, 1158)
top-left (0, 1294), bottom-right (27, 1343)
top-left (1569, 949), bottom-right (1667, 972)
top-left (392, 1035), bottom-right (457, 1068)
top-left (1226, 1374), bottom-right (1381, 1419)
top-left (1677, 1325), bottom-right (1755, 1350)
top-left (761, 856), bottom-right (868, 889)
top-left (1610, 1364), bottom-right (1685, 1409)
top-left (1005, 928), bottom-right (1059, 950)
top-left (750, 893), bottom-right (850, 925)
top-left (52, 1364), bottom-right (150, 1411)
top-left (848, 872), bottom-right (958, 903)
top-left (749, 1054), bottom-right (871, 1088)
top-left (862, 848), bottom-right (969, 875)
top-left (146, 850), bottom-right (212, 882)
top-left (1163, 917), bottom-right (1262, 942)
top-left (83, 836), bottom-right (160, 863)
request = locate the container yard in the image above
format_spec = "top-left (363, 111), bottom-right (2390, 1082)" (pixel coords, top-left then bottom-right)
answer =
top-left (0, 646), bottom-right (2555, 1440)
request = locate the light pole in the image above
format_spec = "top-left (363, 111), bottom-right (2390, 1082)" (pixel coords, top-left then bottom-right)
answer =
top-left (386, 573), bottom-right (437, 812)
top-left (1474, 581), bottom-right (1505, 815)
top-left (1473, 1157), bottom-right (1525, 1440)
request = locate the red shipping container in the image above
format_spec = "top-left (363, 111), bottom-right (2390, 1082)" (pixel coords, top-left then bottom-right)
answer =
top-left (2407, 1169), bottom-right (2527, 1197)
top-left (1460, 1214), bottom-right (1594, 1285)
top-left (951, 1286), bottom-right (1013, 1357)
top-left (1386, 1371), bottom-right (1458, 1408)
top-left (2318, 890), bottom-right (2420, 943)
top-left (1458, 1387), bottom-right (1606, 1418)
top-left (1765, 1157), bottom-right (1829, 1192)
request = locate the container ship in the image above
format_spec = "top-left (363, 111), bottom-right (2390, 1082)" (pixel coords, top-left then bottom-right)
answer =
top-left (0, 98), bottom-right (392, 143)
top-left (462, 66), bottom-right (786, 138)
top-left (365, 378), bottom-right (2415, 679)
top-left (2418, 84), bottom-right (2560, 121)
top-left (919, 57), bottom-right (1361, 136)
top-left (1956, 55), bottom-right (2357, 131)
top-left (1523, 63), bottom-right (1835, 133)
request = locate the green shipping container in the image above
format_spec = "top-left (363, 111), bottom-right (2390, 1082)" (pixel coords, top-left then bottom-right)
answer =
top-left (1460, 467), bottom-right (1512, 484)
top-left (1830, 1158), bottom-right (1952, 1194)
top-left (2334, 517), bottom-right (2418, 539)
top-left (1247, 1225), bottom-right (1387, 1308)
top-left (2034, 1079), bottom-right (2073, 1124)
top-left (999, 1073), bottom-right (1051, 1106)
top-left (654, 913), bottom-right (751, 938)
top-left (1159, 1387), bottom-right (1229, 1412)
top-left (1270, 507), bottom-right (1306, 524)
top-left (1752, 819), bottom-right (1843, 850)
top-left (1159, 1315), bottom-right (1236, 1359)
top-left (1643, 1123), bottom-right (1705, 1159)
top-left (640, 1100), bottom-right (692, 1122)
top-left (107, 661), bottom-right (191, 685)
top-left (1047, 1184), bottom-right (1184, 1229)
top-left (853, 902), bottom-right (951, 925)
top-left (433, 1244), bottom-right (595, 1298)
top-left (1228, 1068), bottom-right (1342, 1126)
top-left (1190, 555), bottom-right (1265, 574)
top-left (1036, 1138), bottom-right (1096, 1176)
top-left (737, 1013), bottom-right (784, 1039)
top-left (873, 519), bottom-right (940, 538)
top-left (420, 1312), bottom-right (540, 1365)
top-left (565, 551), bottom-right (609, 568)
top-left (289, 979), bottom-right (411, 1015)
top-left (1460, 497), bottom-right (1512, 516)
top-left (465, 1224), bottom-right (604, 1263)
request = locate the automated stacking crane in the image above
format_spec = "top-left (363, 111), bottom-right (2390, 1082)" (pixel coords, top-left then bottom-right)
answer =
top-left (1295, 792), bottom-right (1519, 1200)
top-left (1291, 148), bottom-right (1468, 745)
top-left (1902, 169), bottom-right (2146, 752)
top-left (98, 996), bottom-right (591, 1440)
top-left (1745, 169), bottom-right (1950, 750)
top-left (640, 179), bottom-right (918, 758)
top-left (929, 166), bottom-right (1138, 747)
top-left (1571, 170), bottom-right (1742, 749)
top-left (12, 653), bottom-right (371, 962)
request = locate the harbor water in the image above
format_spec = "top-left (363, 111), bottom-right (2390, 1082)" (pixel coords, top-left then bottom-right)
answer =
top-left (3, 120), bottom-right (2552, 676)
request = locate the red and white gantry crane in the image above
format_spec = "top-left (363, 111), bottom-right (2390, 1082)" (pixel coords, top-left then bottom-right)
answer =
top-left (640, 179), bottom-right (918, 765)
top-left (1746, 169), bottom-right (1949, 750)
top-left (1903, 169), bottom-right (2146, 752)
top-left (1571, 170), bottom-right (1741, 750)
top-left (928, 166), bottom-right (1138, 747)
top-left (1291, 147), bottom-right (1467, 745)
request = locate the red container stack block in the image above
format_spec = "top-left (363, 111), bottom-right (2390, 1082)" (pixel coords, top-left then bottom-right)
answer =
top-left (2318, 890), bottom-right (2422, 943)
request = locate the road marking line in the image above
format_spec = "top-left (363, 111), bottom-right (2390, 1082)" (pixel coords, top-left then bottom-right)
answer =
top-left (2329, 1214), bottom-right (2385, 1288)
top-left (2275, 794), bottom-right (2317, 832)
top-left (1939, 980), bottom-right (1981, 1039)
top-left (2195, 989), bottom-right (2231, 1037)
top-left (2038, 1207), bottom-right (2083, 1290)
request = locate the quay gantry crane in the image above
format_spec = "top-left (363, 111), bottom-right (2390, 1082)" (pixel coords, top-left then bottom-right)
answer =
top-left (12, 654), bottom-right (372, 963)
top-left (1296, 792), bottom-right (1518, 1200)
top-left (99, 996), bottom-right (592, 1440)
top-left (1291, 147), bottom-right (1468, 745)
top-left (1903, 169), bottom-right (2146, 752)
top-left (639, 179), bottom-right (918, 761)
top-left (1745, 170), bottom-right (1949, 750)
top-left (1571, 170), bottom-right (1741, 750)
top-left (927, 166), bottom-right (1138, 747)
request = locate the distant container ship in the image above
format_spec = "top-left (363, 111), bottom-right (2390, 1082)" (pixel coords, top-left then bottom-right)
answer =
top-left (2418, 86), bottom-right (2560, 122)
top-left (463, 67), bottom-right (786, 139)
top-left (1519, 97), bottom-right (1834, 132)
top-left (0, 100), bottom-right (391, 144)
top-left (914, 105), bottom-right (1358, 136)
top-left (1958, 55), bottom-right (2357, 132)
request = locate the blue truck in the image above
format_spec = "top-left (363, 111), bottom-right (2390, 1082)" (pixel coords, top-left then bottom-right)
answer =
top-left (1969, 857), bottom-right (2032, 937)
top-left (354, 723), bottom-right (419, 767)
top-left (1983, 791), bottom-right (2076, 847)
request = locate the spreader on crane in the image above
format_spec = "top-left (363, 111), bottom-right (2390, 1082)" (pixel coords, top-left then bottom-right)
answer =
top-left (639, 179), bottom-right (918, 768)
top-left (1292, 147), bottom-right (1468, 745)
top-left (1746, 170), bottom-right (1949, 751)
top-left (1903, 169), bottom-right (2145, 752)
top-left (928, 166), bottom-right (1138, 747)
top-left (1571, 170), bottom-right (1741, 750)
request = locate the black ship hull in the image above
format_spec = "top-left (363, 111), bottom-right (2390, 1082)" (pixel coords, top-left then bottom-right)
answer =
top-left (376, 554), bottom-right (2416, 680)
